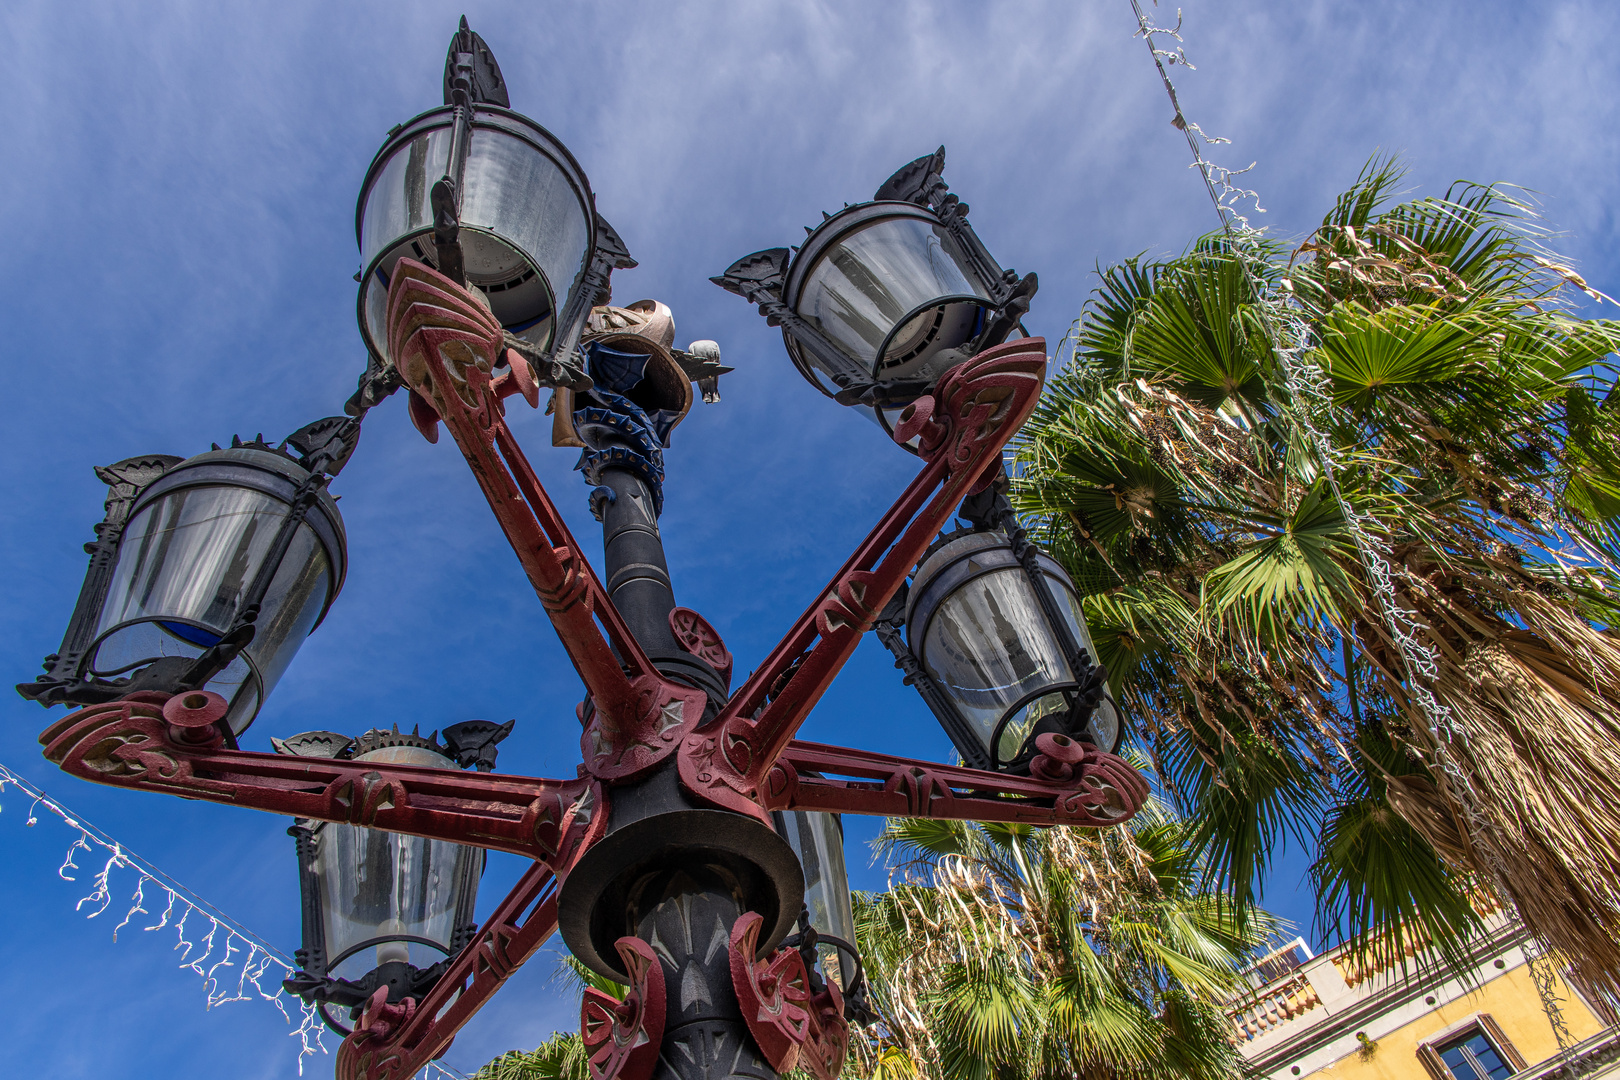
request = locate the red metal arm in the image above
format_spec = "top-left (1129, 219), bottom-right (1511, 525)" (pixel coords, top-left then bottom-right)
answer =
top-left (336, 862), bottom-right (565, 1080)
top-left (40, 691), bottom-right (607, 1080)
top-left (679, 339), bottom-right (1050, 818)
top-left (767, 741), bottom-right (1148, 827)
top-left (386, 261), bottom-right (706, 782)
top-left (39, 694), bottom-right (605, 865)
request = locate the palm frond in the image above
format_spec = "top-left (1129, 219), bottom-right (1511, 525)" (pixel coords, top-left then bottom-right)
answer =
top-left (473, 1032), bottom-right (588, 1080)
top-left (1201, 482), bottom-right (1357, 638)
top-left (1154, 718), bottom-right (1328, 918)
top-left (1311, 723), bottom-right (1486, 981)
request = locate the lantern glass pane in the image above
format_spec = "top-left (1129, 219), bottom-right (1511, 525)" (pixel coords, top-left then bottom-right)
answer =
top-left (920, 566), bottom-right (1074, 764)
top-left (315, 823), bottom-right (480, 981)
top-left (1082, 694), bottom-right (1123, 752)
top-left (459, 126), bottom-right (590, 328)
top-left (358, 128), bottom-right (454, 270)
top-left (1049, 572), bottom-right (1122, 751)
top-left (998, 691), bottom-right (1070, 766)
top-left (253, 534), bottom-right (336, 696)
top-left (91, 485), bottom-right (332, 734)
top-left (362, 271), bottom-right (390, 364)
top-left (776, 810), bottom-right (857, 991)
top-left (797, 216), bottom-right (988, 376)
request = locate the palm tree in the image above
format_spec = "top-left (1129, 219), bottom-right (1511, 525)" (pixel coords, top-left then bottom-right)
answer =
top-left (1012, 157), bottom-right (1620, 989)
top-left (849, 790), bottom-right (1278, 1080)
top-left (472, 1031), bottom-right (589, 1080)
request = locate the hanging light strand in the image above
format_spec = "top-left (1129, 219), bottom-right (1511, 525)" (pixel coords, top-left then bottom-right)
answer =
top-left (1123, 0), bottom-right (1473, 796)
top-left (0, 761), bottom-right (331, 1075)
top-left (1122, 3), bottom-right (1587, 1072)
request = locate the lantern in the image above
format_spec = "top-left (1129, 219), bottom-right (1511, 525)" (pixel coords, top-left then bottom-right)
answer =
top-left (900, 527), bottom-right (1123, 772)
top-left (354, 18), bottom-right (629, 382)
top-left (279, 724), bottom-right (509, 1034)
top-left (17, 439), bottom-right (348, 740)
top-left (712, 146), bottom-right (1037, 441)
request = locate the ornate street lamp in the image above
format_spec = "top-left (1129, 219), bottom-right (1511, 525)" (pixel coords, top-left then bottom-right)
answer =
top-left (712, 146), bottom-right (1038, 441)
top-left (26, 20), bottom-right (1151, 1080)
top-left (350, 17), bottom-right (634, 417)
top-left (277, 722), bottom-right (512, 1034)
top-left (16, 419), bottom-right (355, 741)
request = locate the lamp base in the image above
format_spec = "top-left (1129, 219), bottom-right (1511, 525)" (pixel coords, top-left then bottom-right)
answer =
top-left (558, 798), bottom-right (802, 981)
top-left (641, 888), bottom-right (779, 1080)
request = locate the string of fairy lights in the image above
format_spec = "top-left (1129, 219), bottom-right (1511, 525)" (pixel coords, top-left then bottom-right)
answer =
top-left (0, 762), bottom-right (473, 1079)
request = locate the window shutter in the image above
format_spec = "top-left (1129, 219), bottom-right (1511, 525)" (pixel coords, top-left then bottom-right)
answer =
top-left (1416, 1043), bottom-right (1451, 1080)
top-left (1478, 1014), bottom-right (1527, 1071)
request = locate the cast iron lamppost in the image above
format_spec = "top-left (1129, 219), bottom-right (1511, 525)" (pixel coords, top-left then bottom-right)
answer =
top-left (21, 19), bottom-right (1148, 1080)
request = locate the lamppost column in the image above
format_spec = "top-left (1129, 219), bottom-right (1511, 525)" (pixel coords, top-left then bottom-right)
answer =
top-left (639, 874), bottom-right (777, 1080)
top-left (574, 331), bottom-right (789, 1080)
top-left (598, 466), bottom-right (681, 658)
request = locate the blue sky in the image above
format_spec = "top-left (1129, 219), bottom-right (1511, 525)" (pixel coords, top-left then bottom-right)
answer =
top-left (3, 1), bottom-right (1619, 1076)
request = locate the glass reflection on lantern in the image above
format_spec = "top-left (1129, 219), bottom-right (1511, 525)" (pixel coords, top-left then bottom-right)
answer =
top-left (313, 822), bottom-right (481, 984)
top-left (773, 808), bottom-right (859, 995)
top-left (281, 730), bottom-right (484, 1033)
top-left (786, 205), bottom-right (992, 392)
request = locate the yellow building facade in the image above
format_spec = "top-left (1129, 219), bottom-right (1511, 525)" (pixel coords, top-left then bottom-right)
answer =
top-left (1228, 912), bottom-right (1620, 1080)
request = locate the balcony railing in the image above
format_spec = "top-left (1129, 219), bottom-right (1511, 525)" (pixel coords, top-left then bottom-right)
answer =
top-left (1223, 895), bottom-right (1515, 1051)
top-left (1229, 971), bottom-right (1324, 1043)
top-left (1331, 892), bottom-right (1505, 989)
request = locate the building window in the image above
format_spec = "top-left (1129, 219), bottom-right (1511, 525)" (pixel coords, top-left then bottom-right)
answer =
top-left (1417, 1017), bottom-right (1526, 1080)
top-left (1436, 1030), bottom-right (1514, 1080)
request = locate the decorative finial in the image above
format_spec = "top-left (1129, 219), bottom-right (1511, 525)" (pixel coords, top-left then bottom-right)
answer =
top-left (443, 17), bottom-right (510, 108)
